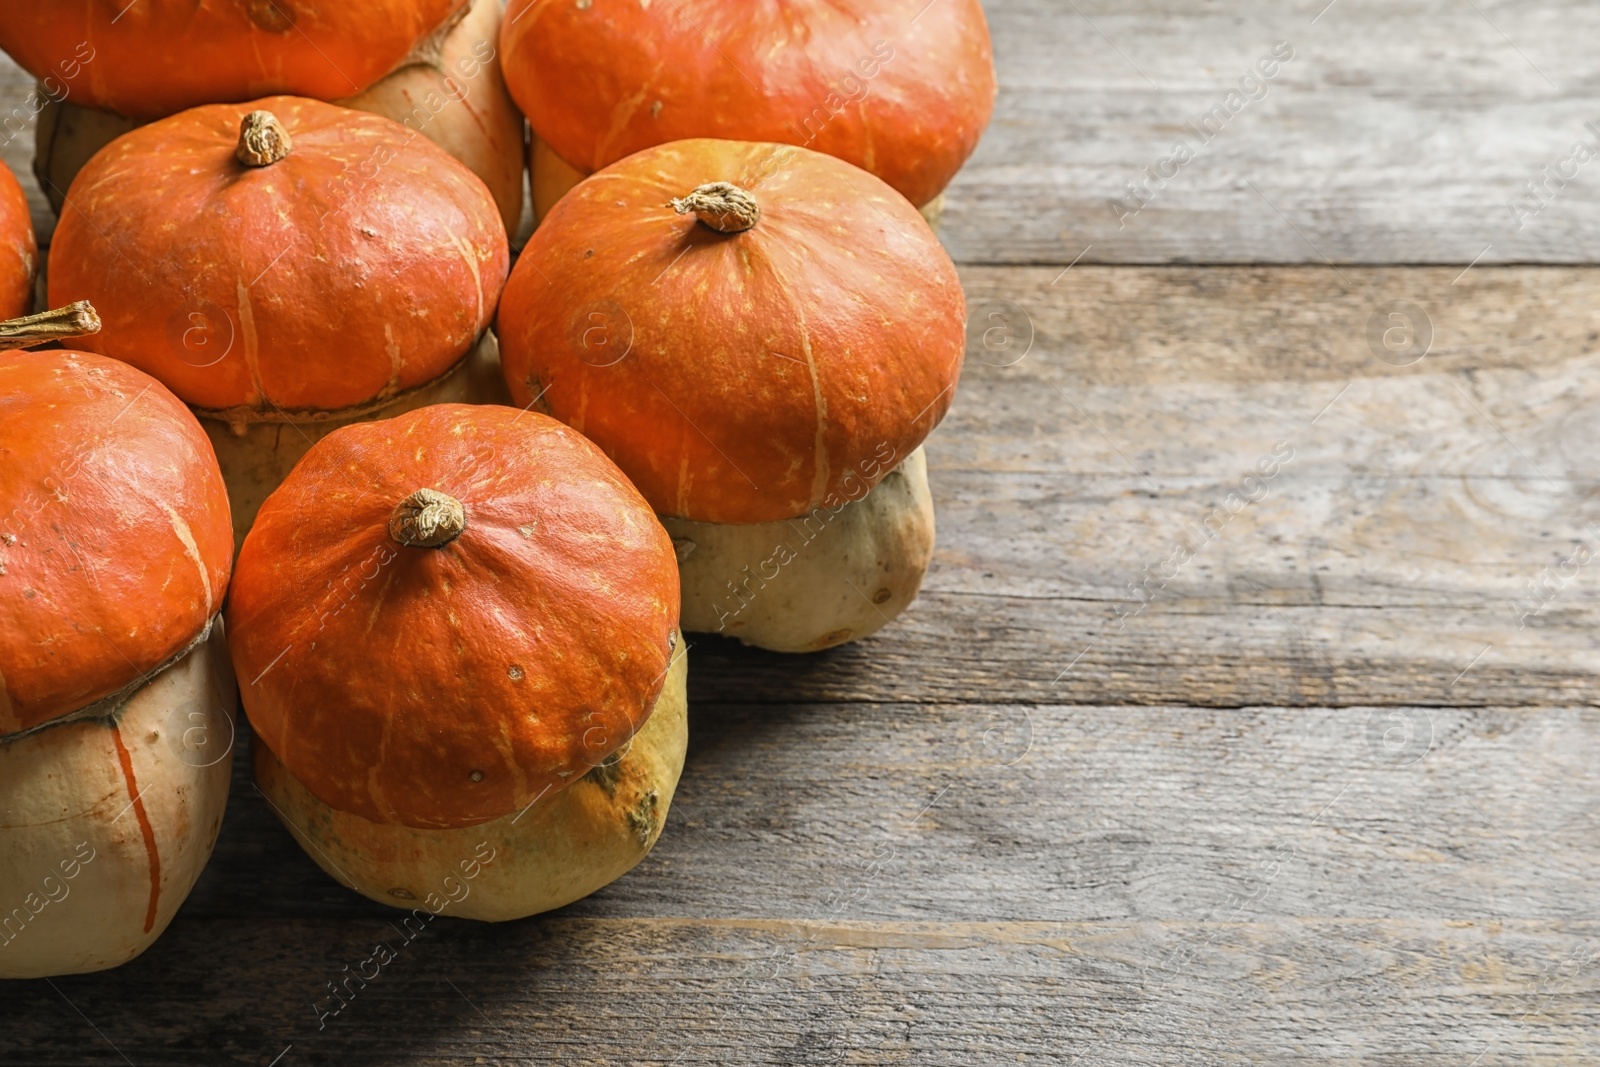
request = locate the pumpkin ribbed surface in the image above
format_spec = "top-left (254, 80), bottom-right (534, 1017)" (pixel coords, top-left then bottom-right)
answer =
top-left (0, 1), bottom-right (466, 119)
top-left (496, 138), bottom-right (966, 525)
top-left (0, 351), bottom-right (232, 734)
top-left (501, 0), bottom-right (996, 208)
top-left (48, 96), bottom-right (508, 414)
top-left (227, 404), bottom-right (681, 830)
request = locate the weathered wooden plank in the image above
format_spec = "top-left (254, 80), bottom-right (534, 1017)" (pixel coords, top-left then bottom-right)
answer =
top-left (943, 0), bottom-right (1600, 264)
top-left (12, 3), bottom-right (1600, 267)
top-left (693, 264), bottom-right (1600, 708)
top-left (178, 689), bottom-right (1600, 927)
top-left (0, 7), bottom-right (1591, 1063)
top-left (1, 917), bottom-right (1596, 1065)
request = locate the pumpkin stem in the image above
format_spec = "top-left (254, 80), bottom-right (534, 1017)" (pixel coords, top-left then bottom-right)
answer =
top-left (236, 110), bottom-right (293, 168)
top-left (0, 301), bottom-right (101, 349)
top-left (388, 489), bottom-right (466, 549)
top-left (670, 182), bottom-right (760, 233)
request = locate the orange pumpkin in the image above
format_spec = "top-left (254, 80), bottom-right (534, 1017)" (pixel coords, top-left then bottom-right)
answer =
top-left (339, 0), bottom-right (527, 234)
top-left (0, 159), bottom-right (35, 319)
top-left (0, 305), bottom-right (238, 977)
top-left (502, 0), bottom-right (996, 212)
top-left (48, 96), bottom-right (508, 416)
top-left (497, 138), bottom-right (965, 526)
top-left (228, 403), bottom-right (681, 831)
top-left (0, 336), bottom-right (233, 736)
top-left (30, 0), bottom-right (527, 236)
top-left (0, 1), bottom-right (466, 120)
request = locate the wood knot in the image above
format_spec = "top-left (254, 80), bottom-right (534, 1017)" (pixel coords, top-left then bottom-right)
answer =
top-left (236, 110), bottom-right (292, 167)
top-left (669, 182), bottom-right (760, 233)
top-left (388, 489), bottom-right (466, 549)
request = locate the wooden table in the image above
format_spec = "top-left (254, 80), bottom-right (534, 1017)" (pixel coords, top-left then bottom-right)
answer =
top-left (5, 2), bottom-right (1600, 1063)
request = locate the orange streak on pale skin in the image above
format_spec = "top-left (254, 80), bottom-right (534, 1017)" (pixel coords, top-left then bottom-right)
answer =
top-left (110, 724), bottom-right (161, 934)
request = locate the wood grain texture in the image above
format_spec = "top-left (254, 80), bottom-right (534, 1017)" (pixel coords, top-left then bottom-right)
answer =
top-left (944, 0), bottom-right (1600, 264)
top-left (2, 684), bottom-right (1592, 1064)
top-left (3, 2), bottom-right (1599, 1063)
top-left (2, 260), bottom-right (1596, 1061)
top-left (1, 916), bottom-right (1597, 1065)
top-left (9, 1), bottom-right (1600, 265)
top-left (694, 264), bottom-right (1600, 709)
top-left (176, 696), bottom-right (1600, 927)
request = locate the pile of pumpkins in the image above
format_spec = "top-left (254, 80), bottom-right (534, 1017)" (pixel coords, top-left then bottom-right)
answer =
top-left (0, 0), bottom-right (994, 978)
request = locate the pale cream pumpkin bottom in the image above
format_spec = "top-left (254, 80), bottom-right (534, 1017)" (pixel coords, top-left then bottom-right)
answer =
top-left (530, 134), bottom-right (947, 230)
top-left (0, 623), bottom-right (236, 979)
top-left (253, 641), bottom-right (688, 923)
top-left (201, 331), bottom-right (512, 551)
top-left (663, 447), bottom-right (935, 653)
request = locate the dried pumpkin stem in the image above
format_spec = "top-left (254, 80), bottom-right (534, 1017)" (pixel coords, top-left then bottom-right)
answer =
top-left (236, 110), bottom-right (293, 167)
top-left (669, 182), bottom-right (760, 233)
top-left (0, 301), bottom-right (101, 349)
top-left (388, 489), bottom-right (466, 549)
